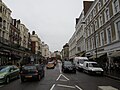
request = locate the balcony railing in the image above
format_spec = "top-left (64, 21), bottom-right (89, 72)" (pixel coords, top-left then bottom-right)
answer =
top-left (0, 36), bottom-right (32, 53)
top-left (0, 36), bottom-right (10, 45)
top-left (0, 36), bottom-right (20, 48)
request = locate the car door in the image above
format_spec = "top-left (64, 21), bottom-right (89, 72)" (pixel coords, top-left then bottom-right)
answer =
top-left (12, 66), bottom-right (19, 78)
top-left (9, 66), bottom-right (15, 79)
top-left (83, 63), bottom-right (88, 71)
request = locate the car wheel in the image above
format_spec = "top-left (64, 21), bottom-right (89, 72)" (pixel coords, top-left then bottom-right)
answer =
top-left (83, 69), bottom-right (86, 73)
top-left (74, 70), bottom-right (76, 74)
top-left (6, 77), bottom-right (10, 84)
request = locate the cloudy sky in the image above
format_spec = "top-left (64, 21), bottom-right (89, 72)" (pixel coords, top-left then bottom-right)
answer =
top-left (3, 0), bottom-right (92, 52)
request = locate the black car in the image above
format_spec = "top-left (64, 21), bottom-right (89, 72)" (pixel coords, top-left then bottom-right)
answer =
top-left (20, 64), bottom-right (45, 82)
top-left (62, 61), bottom-right (76, 73)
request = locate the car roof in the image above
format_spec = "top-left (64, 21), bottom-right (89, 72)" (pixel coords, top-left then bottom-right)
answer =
top-left (1, 65), bottom-right (15, 67)
top-left (22, 64), bottom-right (36, 67)
top-left (84, 61), bottom-right (97, 64)
top-left (75, 57), bottom-right (88, 59)
top-left (48, 62), bottom-right (54, 63)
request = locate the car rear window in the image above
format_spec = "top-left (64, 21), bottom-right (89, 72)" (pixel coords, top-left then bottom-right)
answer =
top-left (89, 63), bottom-right (100, 67)
top-left (79, 59), bottom-right (88, 64)
top-left (22, 66), bottom-right (37, 70)
top-left (64, 61), bottom-right (72, 65)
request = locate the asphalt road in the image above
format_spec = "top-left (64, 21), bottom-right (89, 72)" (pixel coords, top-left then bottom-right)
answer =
top-left (0, 63), bottom-right (120, 90)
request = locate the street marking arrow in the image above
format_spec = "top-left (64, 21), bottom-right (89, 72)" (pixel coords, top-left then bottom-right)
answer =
top-left (57, 84), bottom-right (75, 89)
top-left (56, 73), bottom-right (69, 81)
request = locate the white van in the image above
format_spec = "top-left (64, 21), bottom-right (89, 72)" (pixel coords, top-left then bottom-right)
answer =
top-left (73, 57), bottom-right (88, 71)
top-left (83, 61), bottom-right (104, 75)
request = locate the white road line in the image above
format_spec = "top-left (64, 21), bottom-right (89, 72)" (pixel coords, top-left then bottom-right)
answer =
top-left (56, 74), bottom-right (62, 81)
top-left (50, 84), bottom-right (56, 90)
top-left (61, 74), bottom-right (69, 81)
top-left (59, 67), bottom-right (62, 73)
top-left (57, 84), bottom-right (75, 89)
top-left (58, 63), bottom-right (62, 73)
top-left (56, 73), bottom-right (69, 81)
top-left (59, 79), bottom-right (68, 82)
top-left (75, 85), bottom-right (83, 90)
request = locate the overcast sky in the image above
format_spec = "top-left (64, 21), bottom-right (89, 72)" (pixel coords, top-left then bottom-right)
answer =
top-left (3, 0), bottom-right (92, 52)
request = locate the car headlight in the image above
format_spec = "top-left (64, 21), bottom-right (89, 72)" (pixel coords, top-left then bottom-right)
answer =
top-left (91, 69), bottom-right (95, 71)
top-left (0, 74), bottom-right (5, 79)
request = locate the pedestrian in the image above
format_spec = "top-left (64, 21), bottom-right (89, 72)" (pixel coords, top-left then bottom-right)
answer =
top-left (110, 63), bottom-right (114, 72)
top-left (105, 61), bottom-right (108, 73)
top-left (115, 61), bottom-right (119, 71)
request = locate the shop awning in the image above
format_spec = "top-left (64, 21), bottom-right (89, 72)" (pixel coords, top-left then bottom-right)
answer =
top-left (89, 53), bottom-right (106, 59)
top-left (110, 51), bottom-right (120, 57)
top-left (76, 51), bottom-right (85, 57)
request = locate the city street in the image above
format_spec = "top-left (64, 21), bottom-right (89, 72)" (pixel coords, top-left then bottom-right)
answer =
top-left (0, 63), bottom-right (120, 90)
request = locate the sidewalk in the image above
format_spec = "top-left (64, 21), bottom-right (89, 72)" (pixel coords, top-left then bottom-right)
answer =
top-left (104, 70), bottom-right (120, 80)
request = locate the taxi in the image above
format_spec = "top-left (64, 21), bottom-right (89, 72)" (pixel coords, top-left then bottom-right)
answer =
top-left (46, 62), bottom-right (55, 69)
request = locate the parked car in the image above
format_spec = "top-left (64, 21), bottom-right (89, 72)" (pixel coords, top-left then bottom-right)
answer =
top-left (20, 64), bottom-right (45, 82)
top-left (46, 62), bottom-right (55, 69)
top-left (62, 61), bottom-right (76, 73)
top-left (73, 57), bottom-right (88, 71)
top-left (0, 65), bottom-right (20, 84)
top-left (83, 61), bottom-right (104, 75)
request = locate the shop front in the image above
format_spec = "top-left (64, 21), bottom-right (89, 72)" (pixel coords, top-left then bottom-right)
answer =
top-left (0, 50), bottom-right (10, 65)
top-left (108, 51), bottom-right (120, 73)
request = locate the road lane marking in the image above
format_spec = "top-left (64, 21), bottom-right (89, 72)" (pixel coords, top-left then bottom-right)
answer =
top-left (98, 86), bottom-right (118, 90)
top-left (75, 85), bottom-right (83, 90)
top-left (58, 63), bottom-right (62, 73)
top-left (57, 84), bottom-right (75, 89)
top-left (60, 68), bottom-right (62, 73)
top-left (50, 84), bottom-right (55, 90)
top-left (56, 73), bottom-right (69, 81)
top-left (56, 74), bottom-right (62, 81)
top-left (61, 74), bottom-right (69, 81)
top-left (59, 79), bottom-right (68, 81)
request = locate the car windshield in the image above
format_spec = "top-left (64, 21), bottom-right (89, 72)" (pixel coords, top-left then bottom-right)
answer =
top-left (89, 63), bottom-right (100, 67)
top-left (22, 66), bottom-right (36, 70)
top-left (64, 61), bottom-right (73, 66)
top-left (48, 62), bottom-right (54, 64)
top-left (79, 59), bottom-right (88, 64)
top-left (0, 66), bottom-right (9, 73)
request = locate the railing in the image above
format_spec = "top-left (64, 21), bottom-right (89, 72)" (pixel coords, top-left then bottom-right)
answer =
top-left (0, 36), bottom-right (10, 45)
top-left (0, 36), bottom-right (31, 53)
top-left (0, 36), bottom-right (20, 48)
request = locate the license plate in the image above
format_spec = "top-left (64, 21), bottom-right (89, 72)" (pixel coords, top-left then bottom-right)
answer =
top-left (25, 76), bottom-right (32, 78)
